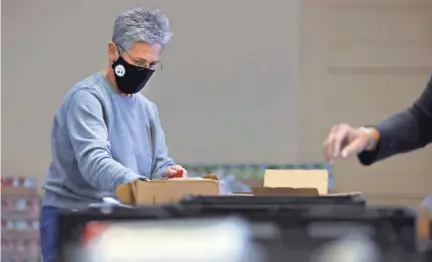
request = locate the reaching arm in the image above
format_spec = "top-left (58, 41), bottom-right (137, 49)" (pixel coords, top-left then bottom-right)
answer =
top-left (66, 89), bottom-right (142, 191)
top-left (358, 75), bottom-right (432, 165)
top-left (148, 103), bottom-right (175, 179)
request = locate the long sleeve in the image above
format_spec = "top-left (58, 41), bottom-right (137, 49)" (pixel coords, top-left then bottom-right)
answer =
top-left (358, 75), bottom-right (432, 165)
top-left (148, 103), bottom-right (175, 179)
top-left (65, 89), bottom-right (142, 191)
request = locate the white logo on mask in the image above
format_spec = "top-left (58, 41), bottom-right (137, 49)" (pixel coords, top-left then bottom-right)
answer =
top-left (115, 65), bottom-right (126, 77)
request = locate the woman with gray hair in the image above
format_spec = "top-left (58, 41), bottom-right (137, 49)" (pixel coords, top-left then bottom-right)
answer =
top-left (40, 6), bottom-right (186, 261)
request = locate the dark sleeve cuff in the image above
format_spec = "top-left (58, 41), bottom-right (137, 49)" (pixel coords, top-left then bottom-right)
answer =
top-left (357, 130), bottom-right (382, 166)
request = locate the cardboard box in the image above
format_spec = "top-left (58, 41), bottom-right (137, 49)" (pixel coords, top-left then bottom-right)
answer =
top-left (116, 178), bottom-right (221, 205)
top-left (250, 169), bottom-right (360, 197)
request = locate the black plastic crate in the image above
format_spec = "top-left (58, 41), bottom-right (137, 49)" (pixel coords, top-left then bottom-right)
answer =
top-left (180, 194), bottom-right (366, 206)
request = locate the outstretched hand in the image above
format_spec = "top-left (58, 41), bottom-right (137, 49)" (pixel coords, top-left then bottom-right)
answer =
top-left (323, 124), bottom-right (378, 163)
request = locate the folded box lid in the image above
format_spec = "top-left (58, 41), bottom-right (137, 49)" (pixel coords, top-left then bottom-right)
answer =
top-left (116, 178), bottom-right (220, 205)
top-left (250, 169), bottom-right (328, 196)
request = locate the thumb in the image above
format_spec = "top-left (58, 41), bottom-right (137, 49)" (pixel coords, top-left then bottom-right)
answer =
top-left (170, 165), bottom-right (183, 171)
top-left (164, 167), bottom-right (177, 175)
top-left (341, 138), bottom-right (366, 158)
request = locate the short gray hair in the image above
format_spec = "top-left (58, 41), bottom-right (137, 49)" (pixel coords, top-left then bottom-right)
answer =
top-left (112, 6), bottom-right (173, 50)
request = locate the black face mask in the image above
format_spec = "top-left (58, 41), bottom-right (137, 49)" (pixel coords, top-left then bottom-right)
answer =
top-left (111, 55), bottom-right (154, 94)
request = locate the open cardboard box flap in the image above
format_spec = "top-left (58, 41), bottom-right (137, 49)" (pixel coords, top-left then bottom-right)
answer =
top-left (116, 178), bottom-right (220, 205)
top-left (251, 169), bottom-right (361, 197)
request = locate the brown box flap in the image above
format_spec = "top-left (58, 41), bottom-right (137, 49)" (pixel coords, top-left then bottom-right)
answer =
top-left (116, 178), bottom-right (220, 205)
top-left (263, 169), bottom-right (328, 194)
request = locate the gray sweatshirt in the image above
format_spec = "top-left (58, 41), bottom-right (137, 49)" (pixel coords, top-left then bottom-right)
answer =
top-left (42, 72), bottom-right (174, 210)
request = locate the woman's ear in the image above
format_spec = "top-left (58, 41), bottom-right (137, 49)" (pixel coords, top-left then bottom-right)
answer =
top-left (107, 42), bottom-right (118, 63)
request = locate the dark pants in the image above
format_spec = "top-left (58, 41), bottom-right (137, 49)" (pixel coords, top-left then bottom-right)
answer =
top-left (40, 206), bottom-right (63, 262)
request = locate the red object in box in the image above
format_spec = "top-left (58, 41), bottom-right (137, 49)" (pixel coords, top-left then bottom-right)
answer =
top-left (170, 169), bottom-right (184, 178)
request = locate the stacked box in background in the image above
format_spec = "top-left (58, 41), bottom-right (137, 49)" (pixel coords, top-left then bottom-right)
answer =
top-left (181, 163), bottom-right (333, 193)
top-left (1, 177), bottom-right (41, 262)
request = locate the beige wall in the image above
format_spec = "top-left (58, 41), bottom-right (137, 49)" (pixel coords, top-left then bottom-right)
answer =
top-left (300, 0), bottom-right (432, 205)
top-left (2, 0), bottom-right (432, 203)
top-left (0, 0), bottom-right (2, 178)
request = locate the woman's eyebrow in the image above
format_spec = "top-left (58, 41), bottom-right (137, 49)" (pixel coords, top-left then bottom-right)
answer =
top-left (135, 57), bottom-right (148, 63)
top-left (131, 56), bottom-right (145, 62)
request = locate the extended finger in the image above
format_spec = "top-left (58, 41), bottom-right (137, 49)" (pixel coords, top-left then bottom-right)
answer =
top-left (170, 165), bottom-right (183, 171)
top-left (332, 124), bottom-right (350, 159)
top-left (323, 125), bottom-right (339, 162)
top-left (341, 137), bottom-right (365, 158)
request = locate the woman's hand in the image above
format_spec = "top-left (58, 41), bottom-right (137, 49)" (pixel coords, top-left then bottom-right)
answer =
top-left (162, 165), bottom-right (188, 178)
